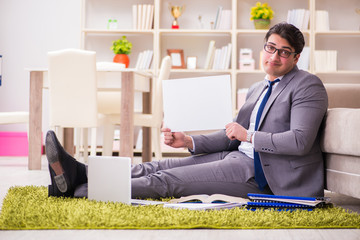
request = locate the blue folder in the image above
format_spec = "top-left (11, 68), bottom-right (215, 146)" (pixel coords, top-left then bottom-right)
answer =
top-left (246, 193), bottom-right (330, 211)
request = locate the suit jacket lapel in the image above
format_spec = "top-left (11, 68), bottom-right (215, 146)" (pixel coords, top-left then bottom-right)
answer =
top-left (236, 81), bottom-right (267, 127)
top-left (229, 81), bottom-right (267, 150)
top-left (258, 66), bottom-right (299, 129)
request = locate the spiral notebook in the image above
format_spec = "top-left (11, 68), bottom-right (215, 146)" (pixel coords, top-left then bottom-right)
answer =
top-left (246, 193), bottom-right (331, 211)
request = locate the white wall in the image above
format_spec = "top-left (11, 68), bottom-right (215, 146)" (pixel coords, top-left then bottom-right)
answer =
top-left (0, 0), bottom-right (81, 132)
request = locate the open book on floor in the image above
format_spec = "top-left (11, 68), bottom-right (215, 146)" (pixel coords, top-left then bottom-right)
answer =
top-left (168, 194), bottom-right (249, 204)
top-left (164, 194), bottom-right (248, 211)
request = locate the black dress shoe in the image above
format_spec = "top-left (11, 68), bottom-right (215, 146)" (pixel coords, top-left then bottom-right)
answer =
top-left (45, 130), bottom-right (87, 197)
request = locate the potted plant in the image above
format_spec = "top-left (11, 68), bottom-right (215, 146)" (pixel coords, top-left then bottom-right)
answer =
top-left (250, 2), bottom-right (274, 29)
top-left (110, 36), bottom-right (132, 68)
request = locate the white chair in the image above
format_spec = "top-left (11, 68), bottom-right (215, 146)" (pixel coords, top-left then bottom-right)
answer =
top-left (0, 112), bottom-right (29, 125)
top-left (0, 111), bottom-right (29, 139)
top-left (98, 56), bottom-right (171, 160)
top-left (48, 49), bottom-right (99, 162)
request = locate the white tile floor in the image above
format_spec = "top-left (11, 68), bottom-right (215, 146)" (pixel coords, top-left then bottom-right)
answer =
top-left (0, 156), bottom-right (359, 240)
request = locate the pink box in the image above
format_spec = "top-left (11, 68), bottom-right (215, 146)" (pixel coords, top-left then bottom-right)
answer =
top-left (239, 48), bottom-right (253, 59)
top-left (239, 58), bottom-right (255, 70)
top-left (0, 132), bottom-right (30, 156)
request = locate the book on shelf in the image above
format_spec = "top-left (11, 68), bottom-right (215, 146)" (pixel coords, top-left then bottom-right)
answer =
top-left (204, 40), bottom-right (216, 69)
top-left (211, 43), bottom-right (232, 70)
top-left (213, 6), bottom-right (232, 30)
top-left (315, 10), bottom-right (330, 31)
top-left (133, 4), bottom-right (154, 30)
top-left (224, 43), bottom-right (232, 69)
top-left (135, 50), bottom-right (153, 69)
top-left (213, 6), bottom-right (223, 29)
top-left (287, 9), bottom-right (310, 30)
top-left (297, 46), bottom-right (310, 71)
top-left (217, 9), bottom-right (232, 30)
top-left (212, 48), bottom-right (221, 70)
top-left (314, 50), bottom-right (337, 72)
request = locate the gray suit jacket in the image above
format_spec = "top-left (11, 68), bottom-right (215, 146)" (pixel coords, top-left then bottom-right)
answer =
top-left (192, 66), bottom-right (328, 197)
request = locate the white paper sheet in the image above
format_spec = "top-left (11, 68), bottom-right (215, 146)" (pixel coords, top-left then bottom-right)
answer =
top-left (162, 75), bottom-right (233, 132)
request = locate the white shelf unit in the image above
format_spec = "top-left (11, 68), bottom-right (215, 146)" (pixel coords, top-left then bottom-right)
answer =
top-left (81, 0), bottom-right (360, 114)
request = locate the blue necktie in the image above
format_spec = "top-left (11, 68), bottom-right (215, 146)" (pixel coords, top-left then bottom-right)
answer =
top-left (254, 79), bottom-right (279, 190)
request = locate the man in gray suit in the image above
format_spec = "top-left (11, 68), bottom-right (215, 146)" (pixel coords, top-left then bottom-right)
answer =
top-left (46, 22), bottom-right (328, 199)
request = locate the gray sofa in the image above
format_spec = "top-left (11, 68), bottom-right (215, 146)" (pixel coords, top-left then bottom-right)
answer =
top-left (321, 84), bottom-right (360, 199)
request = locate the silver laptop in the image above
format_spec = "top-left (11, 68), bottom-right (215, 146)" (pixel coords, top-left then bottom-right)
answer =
top-left (88, 156), bottom-right (131, 204)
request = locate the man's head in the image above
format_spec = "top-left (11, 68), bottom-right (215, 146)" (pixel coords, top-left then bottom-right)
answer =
top-left (262, 22), bottom-right (305, 81)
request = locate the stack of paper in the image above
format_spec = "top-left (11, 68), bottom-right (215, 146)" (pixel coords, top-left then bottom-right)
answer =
top-left (132, 4), bottom-right (154, 30)
top-left (314, 50), bottom-right (337, 72)
top-left (214, 6), bottom-right (232, 30)
top-left (315, 10), bottom-right (330, 31)
top-left (135, 50), bottom-right (153, 69)
top-left (287, 9), bottom-right (310, 30)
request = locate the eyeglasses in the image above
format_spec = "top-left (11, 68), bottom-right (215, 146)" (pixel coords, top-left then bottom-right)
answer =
top-left (263, 44), bottom-right (297, 58)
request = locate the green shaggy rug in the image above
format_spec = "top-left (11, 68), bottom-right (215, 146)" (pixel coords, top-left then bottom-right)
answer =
top-left (0, 186), bottom-right (359, 230)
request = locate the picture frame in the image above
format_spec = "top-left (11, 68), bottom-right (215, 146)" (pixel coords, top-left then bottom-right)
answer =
top-left (167, 49), bottom-right (185, 69)
top-left (186, 56), bottom-right (197, 69)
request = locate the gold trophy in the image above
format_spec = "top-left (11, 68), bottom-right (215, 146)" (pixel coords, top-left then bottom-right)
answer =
top-left (169, 4), bottom-right (185, 29)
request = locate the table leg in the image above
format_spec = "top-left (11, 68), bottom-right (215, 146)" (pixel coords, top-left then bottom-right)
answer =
top-left (28, 71), bottom-right (43, 170)
top-left (63, 128), bottom-right (75, 157)
top-left (142, 89), bottom-right (152, 162)
top-left (120, 72), bottom-right (134, 162)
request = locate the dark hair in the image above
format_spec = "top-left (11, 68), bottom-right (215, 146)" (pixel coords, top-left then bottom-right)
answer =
top-left (264, 22), bottom-right (305, 54)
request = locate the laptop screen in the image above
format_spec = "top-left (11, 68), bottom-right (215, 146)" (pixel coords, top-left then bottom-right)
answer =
top-left (88, 156), bottom-right (131, 204)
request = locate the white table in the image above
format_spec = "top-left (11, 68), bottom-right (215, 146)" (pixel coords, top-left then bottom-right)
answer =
top-left (27, 67), bottom-right (153, 170)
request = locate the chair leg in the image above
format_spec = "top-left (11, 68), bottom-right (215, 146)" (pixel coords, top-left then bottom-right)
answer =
top-left (90, 127), bottom-right (97, 156)
top-left (54, 126), bottom-right (64, 146)
top-left (102, 123), bottom-right (115, 156)
top-left (75, 128), bottom-right (81, 162)
top-left (83, 128), bottom-right (89, 163)
top-left (152, 127), bottom-right (162, 161)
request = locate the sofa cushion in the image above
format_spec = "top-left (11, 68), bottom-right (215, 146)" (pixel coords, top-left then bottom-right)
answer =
top-left (321, 108), bottom-right (360, 156)
top-left (326, 169), bottom-right (360, 199)
top-left (325, 153), bottom-right (360, 175)
top-left (324, 83), bottom-right (360, 108)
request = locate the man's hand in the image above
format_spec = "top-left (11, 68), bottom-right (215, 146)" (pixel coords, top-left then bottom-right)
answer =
top-left (225, 122), bottom-right (247, 141)
top-left (161, 128), bottom-right (194, 150)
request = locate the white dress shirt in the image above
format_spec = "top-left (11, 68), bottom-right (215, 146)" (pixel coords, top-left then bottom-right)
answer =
top-left (237, 75), bottom-right (283, 159)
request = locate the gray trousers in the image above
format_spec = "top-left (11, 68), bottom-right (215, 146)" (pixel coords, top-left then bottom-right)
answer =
top-left (130, 150), bottom-right (273, 199)
top-left (75, 150), bottom-right (273, 199)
